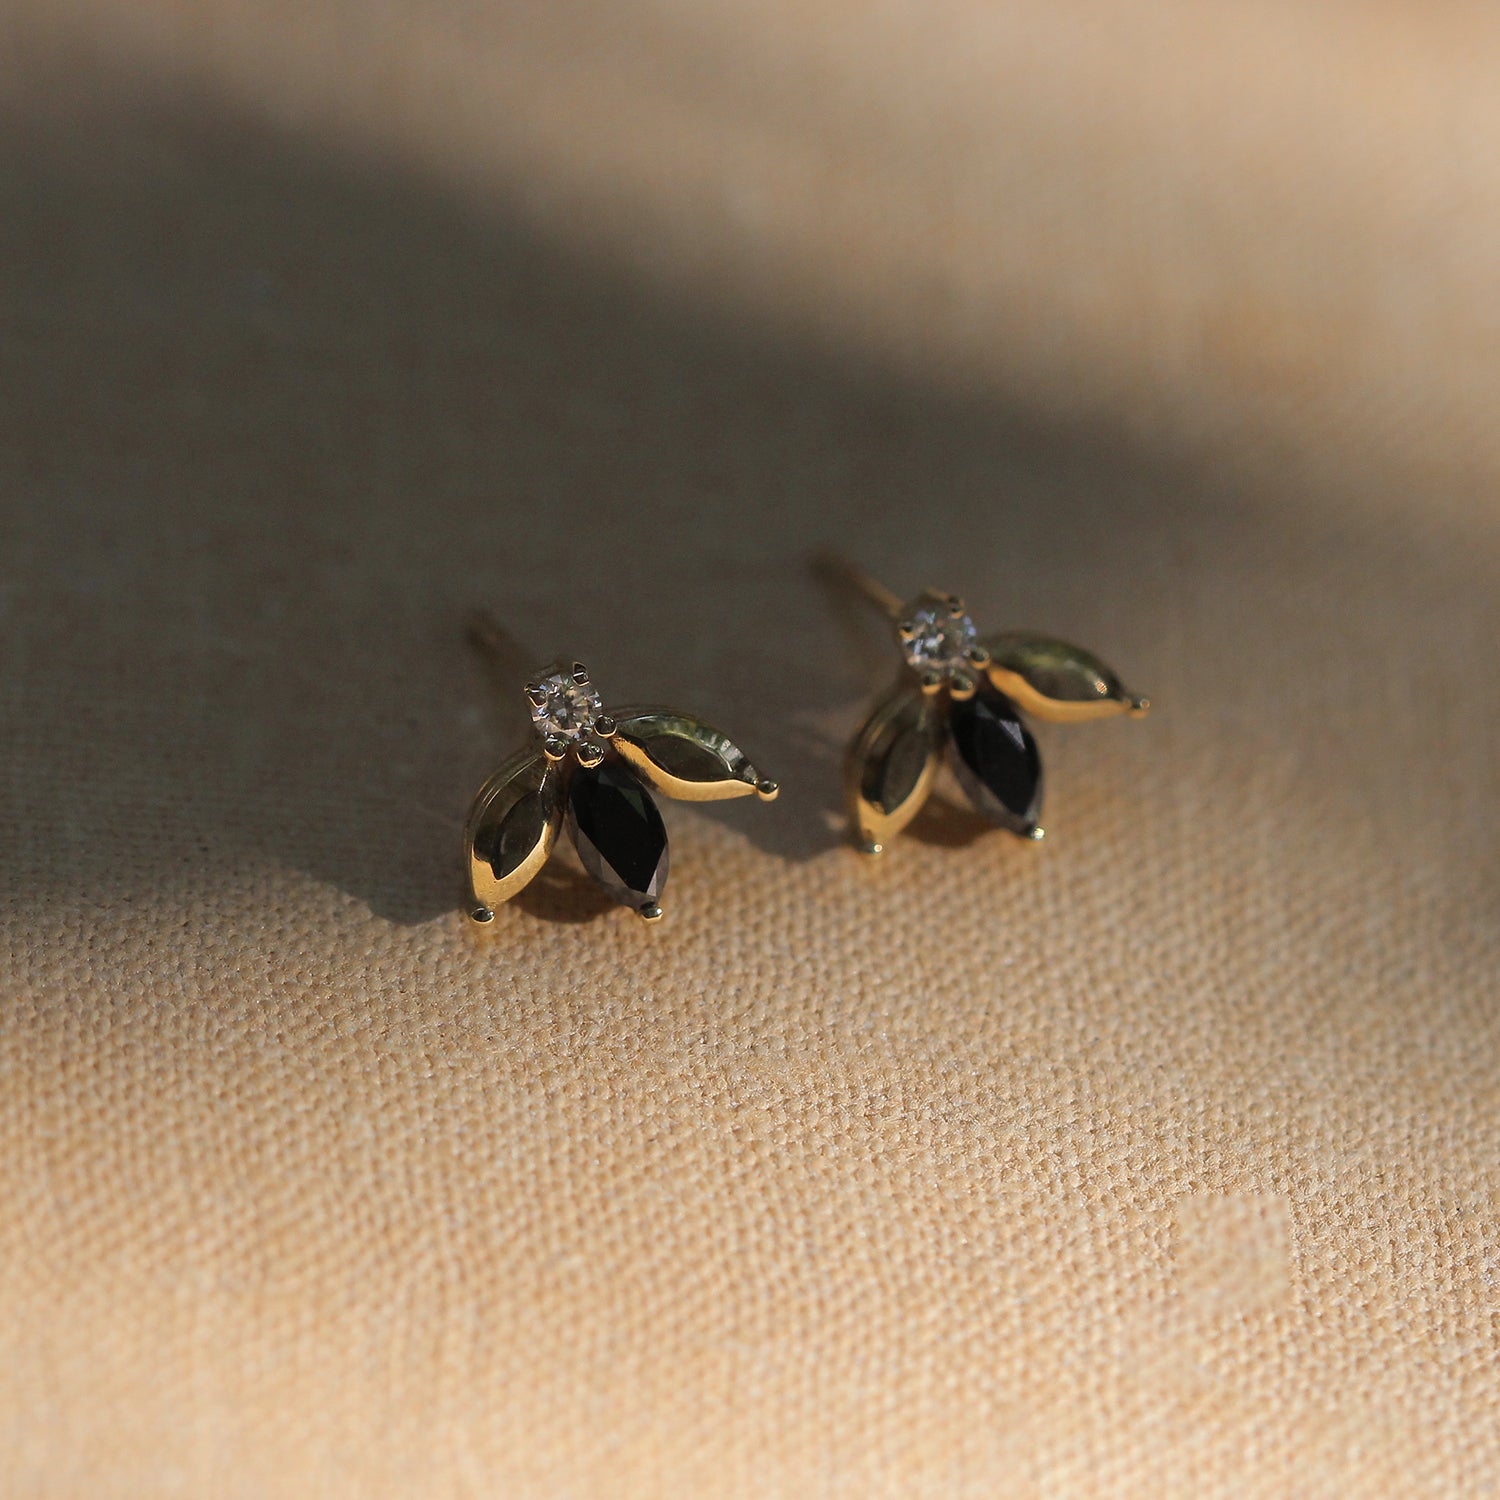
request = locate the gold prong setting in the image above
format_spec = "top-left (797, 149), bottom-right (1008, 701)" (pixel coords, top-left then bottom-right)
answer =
top-left (847, 575), bottom-right (1149, 853)
top-left (466, 649), bottom-right (778, 925)
top-left (895, 590), bottom-right (981, 685)
top-left (526, 659), bottom-right (605, 745)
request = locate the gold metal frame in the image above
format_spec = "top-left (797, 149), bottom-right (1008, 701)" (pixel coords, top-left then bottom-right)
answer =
top-left (823, 555), bottom-right (1151, 854)
top-left (461, 613), bottom-right (777, 927)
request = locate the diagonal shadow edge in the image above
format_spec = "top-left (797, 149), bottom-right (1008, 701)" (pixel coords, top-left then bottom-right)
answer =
top-left (0, 82), bottom-right (1494, 931)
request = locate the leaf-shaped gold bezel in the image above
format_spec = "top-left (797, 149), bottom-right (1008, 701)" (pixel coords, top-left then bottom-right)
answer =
top-left (845, 676), bottom-right (945, 854)
top-left (982, 632), bottom-right (1149, 723)
top-left (463, 747), bottom-right (567, 919)
top-left (610, 707), bottom-right (777, 802)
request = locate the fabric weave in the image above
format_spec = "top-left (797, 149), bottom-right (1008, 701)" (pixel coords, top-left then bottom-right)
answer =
top-left (1, 2), bottom-right (1497, 1495)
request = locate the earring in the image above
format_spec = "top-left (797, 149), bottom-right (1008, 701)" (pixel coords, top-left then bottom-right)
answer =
top-left (826, 557), bottom-right (1149, 855)
top-left (462, 613), bottom-right (778, 926)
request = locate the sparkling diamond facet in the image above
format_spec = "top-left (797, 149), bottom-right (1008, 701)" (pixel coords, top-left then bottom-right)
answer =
top-left (898, 596), bottom-right (978, 678)
top-left (528, 661), bottom-right (603, 742)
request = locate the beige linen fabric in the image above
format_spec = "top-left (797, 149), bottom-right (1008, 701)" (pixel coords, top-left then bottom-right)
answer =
top-left (2, 3), bottom-right (1498, 1496)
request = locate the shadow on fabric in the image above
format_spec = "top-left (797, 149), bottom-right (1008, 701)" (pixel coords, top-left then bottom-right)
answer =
top-left (0, 80), bottom-right (1493, 929)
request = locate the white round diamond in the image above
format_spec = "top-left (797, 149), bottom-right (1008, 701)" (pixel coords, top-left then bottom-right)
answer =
top-left (899, 597), bottom-right (978, 676)
top-left (528, 663), bottom-right (603, 741)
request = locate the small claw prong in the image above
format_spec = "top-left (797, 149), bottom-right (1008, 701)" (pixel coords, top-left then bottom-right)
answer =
top-left (595, 714), bottom-right (617, 738)
top-left (1028, 825), bottom-right (1046, 842)
top-left (576, 737), bottom-right (606, 768)
top-left (470, 905), bottom-right (495, 924)
top-left (542, 734), bottom-right (569, 761)
top-left (525, 685), bottom-right (548, 709)
top-left (896, 619), bottom-right (917, 641)
top-left (949, 673), bottom-right (976, 700)
top-left (1129, 696), bottom-right (1151, 717)
top-left (571, 662), bottom-right (590, 685)
top-left (755, 778), bottom-right (779, 802)
top-left (639, 902), bottom-right (664, 923)
top-left (966, 645), bottom-right (991, 668)
top-left (920, 670), bottom-right (944, 694)
top-left (947, 596), bottom-right (967, 618)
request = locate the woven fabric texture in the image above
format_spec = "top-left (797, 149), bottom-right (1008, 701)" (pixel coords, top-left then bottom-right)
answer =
top-left (2, 3), bottom-right (1498, 1496)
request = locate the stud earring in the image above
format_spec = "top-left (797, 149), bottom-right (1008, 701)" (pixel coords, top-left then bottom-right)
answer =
top-left (462, 612), bottom-right (778, 925)
top-left (822, 557), bottom-right (1149, 855)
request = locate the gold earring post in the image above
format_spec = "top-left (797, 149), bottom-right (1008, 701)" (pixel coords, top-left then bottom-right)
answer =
top-left (835, 557), bottom-right (1151, 855)
top-left (462, 605), bottom-right (780, 926)
top-left (465, 608), bottom-right (533, 667)
top-left (811, 550), bottom-right (904, 621)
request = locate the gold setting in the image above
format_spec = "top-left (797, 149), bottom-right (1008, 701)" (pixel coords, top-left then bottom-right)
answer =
top-left (463, 747), bottom-right (565, 920)
top-left (845, 676), bottom-right (945, 856)
top-left (461, 612), bottom-right (777, 926)
top-left (610, 707), bottom-right (780, 804)
top-left (984, 632), bottom-right (1152, 722)
top-left (826, 556), bottom-right (1150, 854)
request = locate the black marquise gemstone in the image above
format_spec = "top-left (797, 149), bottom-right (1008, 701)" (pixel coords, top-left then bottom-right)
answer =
top-left (948, 683), bottom-right (1044, 836)
top-left (568, 760), bottom-right (670, 913)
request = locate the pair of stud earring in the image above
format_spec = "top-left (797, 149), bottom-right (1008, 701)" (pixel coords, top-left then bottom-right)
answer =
top-left (463, 558), bottom-right (1149, 926)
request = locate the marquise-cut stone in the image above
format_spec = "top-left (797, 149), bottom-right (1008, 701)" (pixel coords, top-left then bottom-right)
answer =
top-left (471, 766), bottom-right (551, 882)
top-left (948, 683), bottom-right (1044, 835)
top-left (465, 750), bottom-right (563, 911)
top-left (568, 760), bottom-right (669, 912)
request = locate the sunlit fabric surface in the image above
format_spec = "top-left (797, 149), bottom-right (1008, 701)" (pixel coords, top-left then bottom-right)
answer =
top-left (2, 2), bottom-right (1498, 1496)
